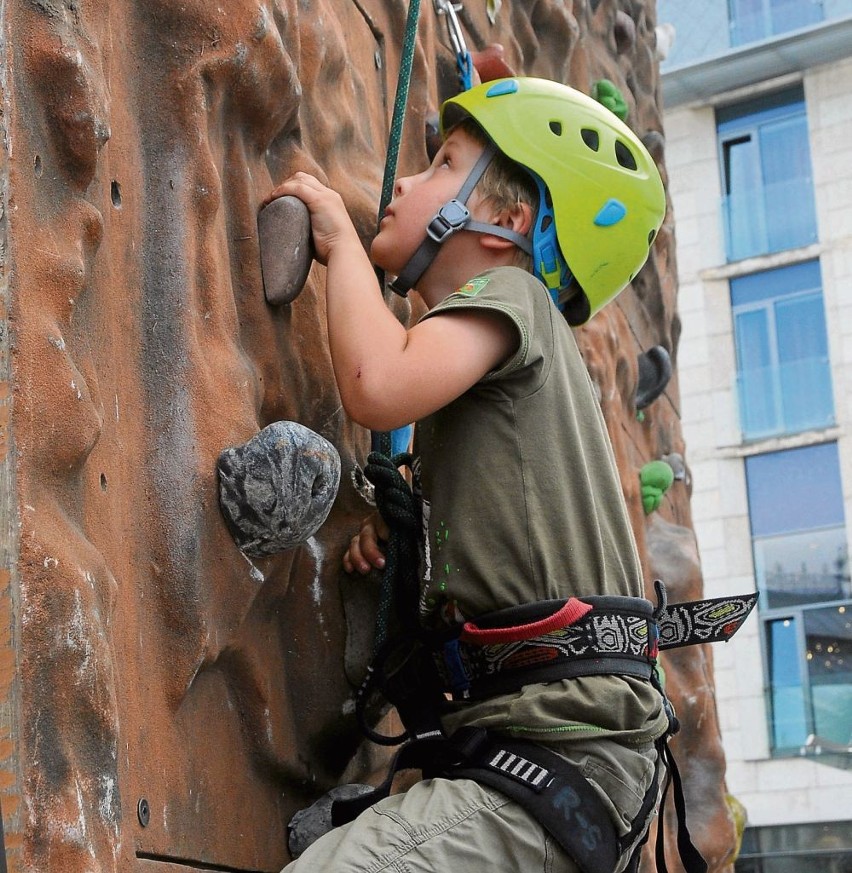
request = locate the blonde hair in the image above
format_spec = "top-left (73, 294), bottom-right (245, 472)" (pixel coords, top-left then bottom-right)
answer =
top-left (454, 118), bottom-right (539, 271)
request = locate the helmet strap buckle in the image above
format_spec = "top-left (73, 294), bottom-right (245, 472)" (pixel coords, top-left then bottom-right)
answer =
top-left (426, 200), bottom-right (471, 244)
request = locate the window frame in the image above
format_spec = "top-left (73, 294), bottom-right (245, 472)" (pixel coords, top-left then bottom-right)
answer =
top-left (731, 260), bottom-right (834, 441)
top-left (745, 441), bottom-right (852, 756)
top-left (717, 86), bottom-right (818, 261)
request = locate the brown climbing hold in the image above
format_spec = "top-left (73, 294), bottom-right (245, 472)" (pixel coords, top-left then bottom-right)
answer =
top-left (471, 44), bottom-right (516, 83)
top-left (258, 195), bottom-right (315, 306)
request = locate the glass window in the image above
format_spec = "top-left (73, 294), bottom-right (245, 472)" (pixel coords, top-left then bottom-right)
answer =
top-left (732, 261), bottom-right (834, 440)
top-left (729, 0), bottom-right (824, 48)
top-left (737, 821), bottom-right (852, 873)
top-left (746, 443), bottom-right (852, 755)
top-left (717, 87), bottom-right (818, 261)
top-left (804, 605), bottom-right (852, 746)
top-left (746, 443), bottom-right (846, 607)
top-left (767, 617), bottom-right (807, 749)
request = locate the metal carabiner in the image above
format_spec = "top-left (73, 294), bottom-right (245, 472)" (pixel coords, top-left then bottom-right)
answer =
top-left (433, 0), bottom-right (473, 90)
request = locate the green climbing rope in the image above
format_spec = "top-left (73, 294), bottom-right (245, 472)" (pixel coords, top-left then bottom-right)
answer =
top-left (374, 0), bottom-right (422, 456)
top-left (378, 0), bottom-right (423, 225)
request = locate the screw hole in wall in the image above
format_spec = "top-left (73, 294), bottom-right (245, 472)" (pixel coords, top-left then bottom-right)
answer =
top-left (100, 473), bottom-right (107, 492)
top-left (111, 180), bottom-right (122, 209)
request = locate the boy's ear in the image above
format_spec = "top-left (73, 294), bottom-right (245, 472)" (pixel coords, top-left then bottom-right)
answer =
top-left (478, 201), bottom-right (534, 251)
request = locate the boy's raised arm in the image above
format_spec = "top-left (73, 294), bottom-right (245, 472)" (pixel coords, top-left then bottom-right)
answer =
top-left (265, 173), bottom-right (517, 432)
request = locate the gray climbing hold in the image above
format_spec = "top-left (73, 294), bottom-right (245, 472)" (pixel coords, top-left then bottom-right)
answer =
top-left (636, 345), bottom-right (672, 410)
top-left (288, 784), bottom-right (374, 858)
top-left (662, 452), bottom-right (688, 483)
top-left (641, 129), bottom-right (666, 164)
top-left (258, 195), bottom-right (314, 305)
top-left (217, 421), bottom-right (341, 557)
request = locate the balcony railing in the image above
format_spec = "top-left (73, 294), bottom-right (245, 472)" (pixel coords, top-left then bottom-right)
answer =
top-left (722, 175), bottom-right (818, 262)
top-left (736, 355), bottom-right (834, 441)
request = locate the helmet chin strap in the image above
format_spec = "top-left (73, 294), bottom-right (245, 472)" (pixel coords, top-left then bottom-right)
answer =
top-left (389, 142), bottom-right (533, 296)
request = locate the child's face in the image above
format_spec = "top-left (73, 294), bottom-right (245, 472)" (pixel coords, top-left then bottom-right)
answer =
top-left (371, 127), bottom-right (486, 276)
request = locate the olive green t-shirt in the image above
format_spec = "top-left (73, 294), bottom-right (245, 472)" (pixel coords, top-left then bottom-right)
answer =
top-left (414, 266), bottom-right (668, 746)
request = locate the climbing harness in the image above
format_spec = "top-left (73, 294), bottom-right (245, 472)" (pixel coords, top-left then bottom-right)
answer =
top-left (433, 0), bottom-right (474, 91)
top-left (432, 584), bottom-right (758, 701)
top-left (337, 456), bottom-right (758, 873)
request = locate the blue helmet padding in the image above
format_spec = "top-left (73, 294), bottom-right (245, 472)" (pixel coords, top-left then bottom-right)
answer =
top-left (529, 172), bottom-right (573, 309)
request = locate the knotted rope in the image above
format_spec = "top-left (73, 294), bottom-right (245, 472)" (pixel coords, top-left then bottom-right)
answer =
top-left (364, 451), bottom-right (420, 654)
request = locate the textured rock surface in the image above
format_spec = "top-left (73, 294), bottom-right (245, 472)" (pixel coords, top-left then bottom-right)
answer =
top-left (0, 1), bottom-right (739, 872)
top-left (218, 421), bottom-right (341, 557)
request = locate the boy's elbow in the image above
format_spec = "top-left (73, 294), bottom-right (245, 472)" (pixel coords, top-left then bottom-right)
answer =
top-left (339, 377), bottom-right (410, 432)
top-left (342, 401), bottom-right (402, 433)
top-left (338, 381), bottom-right (400, 433)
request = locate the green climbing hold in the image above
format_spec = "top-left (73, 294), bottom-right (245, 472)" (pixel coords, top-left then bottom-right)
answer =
top-left (592, 79), bottom-right (628, 122)
top-left (640, 459), bottom-right (674, 515)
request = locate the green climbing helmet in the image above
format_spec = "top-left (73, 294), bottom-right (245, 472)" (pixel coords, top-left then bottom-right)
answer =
top-left (440, 77), bottom-right (666, 324)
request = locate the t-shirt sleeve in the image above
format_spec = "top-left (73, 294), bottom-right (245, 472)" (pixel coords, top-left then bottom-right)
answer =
top-left (418, 266), bottom-right (548, 383)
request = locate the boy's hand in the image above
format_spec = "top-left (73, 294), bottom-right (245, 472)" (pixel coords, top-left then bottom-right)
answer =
top-left (263, 173), bottom-right (359, 265)
top-left (343, 512), bottom-right (389, 575)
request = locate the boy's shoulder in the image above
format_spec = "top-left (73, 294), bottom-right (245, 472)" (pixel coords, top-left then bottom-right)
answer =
top-left (442, 265), bottom-right (544, 306)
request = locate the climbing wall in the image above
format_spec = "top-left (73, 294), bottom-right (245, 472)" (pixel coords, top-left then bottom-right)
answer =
top-left (0, 1), bottom-right (738, 872)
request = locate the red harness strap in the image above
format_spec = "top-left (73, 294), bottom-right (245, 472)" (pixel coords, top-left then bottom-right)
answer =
top-left (459, 597), bottom-right (593, 644)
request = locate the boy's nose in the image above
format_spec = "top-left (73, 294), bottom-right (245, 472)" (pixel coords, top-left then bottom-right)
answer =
top-left (394, 176), bottom-right (409, 197)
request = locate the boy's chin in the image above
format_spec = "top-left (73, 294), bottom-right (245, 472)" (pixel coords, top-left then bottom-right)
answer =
top-left (370, 240), bottom-right (402, 275)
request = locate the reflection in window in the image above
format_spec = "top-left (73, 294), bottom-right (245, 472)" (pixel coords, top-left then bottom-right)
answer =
top-left (746, 443), bottom-right (846, 608)
top-left (767, 605), bottom-right (852, 752)
top-left (768, 617), bottom-right (806, 749)
top-left (755, 531), bottom-right (849, 608)
top-left (732, 261), bottom-right (833, 441)
top-left (804, 605), bottom-right (852, 746)
top-left (736, 820), bottom-right (852, 873)
top-left (718, 88), bottom-right (817, 261)
top-left (746, 443), bottom-right (852, 754)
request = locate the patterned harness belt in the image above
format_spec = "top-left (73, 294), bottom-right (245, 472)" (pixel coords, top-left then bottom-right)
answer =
top-left (434, 585), bottom-right (758, 700)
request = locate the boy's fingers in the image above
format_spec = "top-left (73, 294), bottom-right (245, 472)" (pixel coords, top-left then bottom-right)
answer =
top-left (343, 528), bottom-right (387, 574)
top-left (261, 173), bottom-right (324, 207)
top-left (344, 534), bottom-right (372, 575)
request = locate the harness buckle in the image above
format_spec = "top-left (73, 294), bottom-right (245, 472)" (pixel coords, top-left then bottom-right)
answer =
top-left (427, 200), bottom-right (470, 243)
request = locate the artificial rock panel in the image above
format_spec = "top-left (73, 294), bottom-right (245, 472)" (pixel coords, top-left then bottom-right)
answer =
top-left (0, 1), bottom-right (739, 871)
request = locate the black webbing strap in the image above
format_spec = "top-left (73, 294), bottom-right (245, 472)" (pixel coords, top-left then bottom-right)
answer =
top-left (389, 142), bottom-right (498, 295)
top-left (655, 740), bottom-right (708, 873)
top-left (332, 729), bottom-right (623, 873)
top-left (330, 735), bottom-right (447, 827)
top-left (447, 729), bottom-right (620, 873)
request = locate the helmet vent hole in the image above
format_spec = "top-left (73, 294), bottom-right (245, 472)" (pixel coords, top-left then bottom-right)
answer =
top-left (540, 214), bottom-right (553, 232)
top-left (549, 120), bottom-right (563, 136)
top-left (581, 128), bottom-right (600, 152)
top-left (615, 140), bottom-right (638, 171)
top-left (648, 229), bottom-right (657, 245)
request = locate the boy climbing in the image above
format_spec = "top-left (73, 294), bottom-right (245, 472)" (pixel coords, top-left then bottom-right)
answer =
top-left (266, 77), bottom-right (753, 873)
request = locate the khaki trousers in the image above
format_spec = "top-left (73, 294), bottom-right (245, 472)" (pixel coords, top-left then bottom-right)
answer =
top-left (281, 738), bottom-right (658, 873)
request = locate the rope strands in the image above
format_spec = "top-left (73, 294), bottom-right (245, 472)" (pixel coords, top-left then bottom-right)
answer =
top-left (363, 451), bottom-right (420, 652)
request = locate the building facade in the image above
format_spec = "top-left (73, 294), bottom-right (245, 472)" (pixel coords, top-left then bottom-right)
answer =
top-left (658, 2), bottom-right (852, 870)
